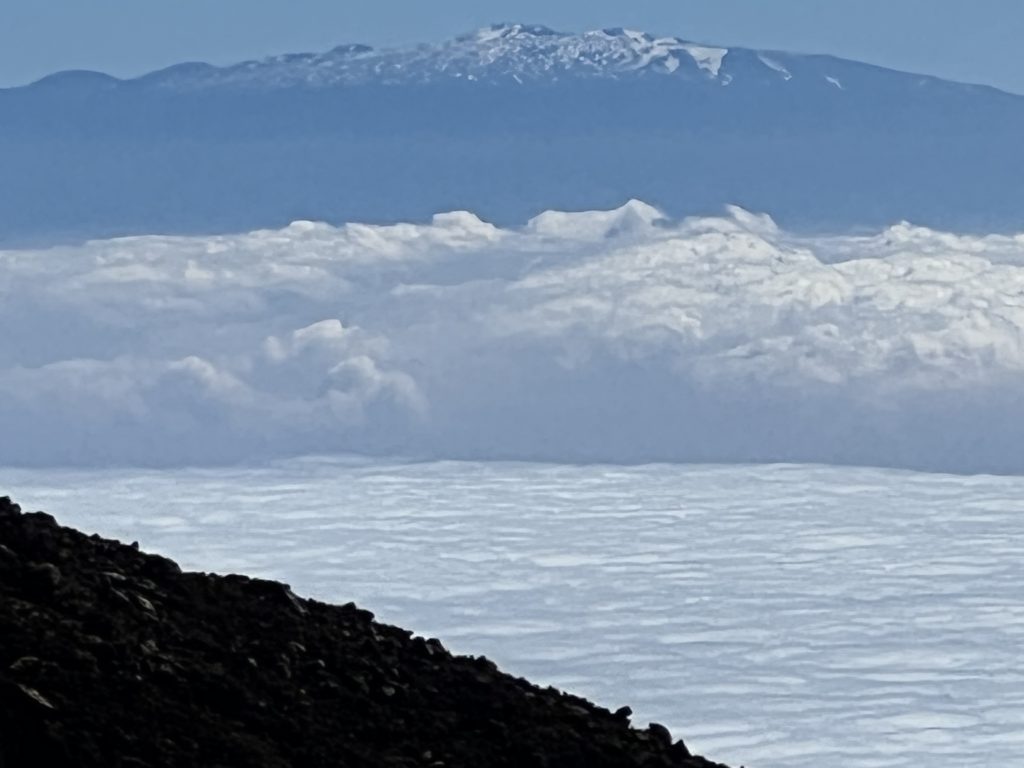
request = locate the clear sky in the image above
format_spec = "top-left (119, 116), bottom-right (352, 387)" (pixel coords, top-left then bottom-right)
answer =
top-left (3, 0), bottom-right (1023, 93)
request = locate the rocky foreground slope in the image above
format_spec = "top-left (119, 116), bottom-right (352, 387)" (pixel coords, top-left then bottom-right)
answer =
top-left (0, 496), bottom-right (733, 768)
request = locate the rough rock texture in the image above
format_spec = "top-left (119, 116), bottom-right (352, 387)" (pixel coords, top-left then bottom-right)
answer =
top-left (0, 496), bottom-right (734, 768)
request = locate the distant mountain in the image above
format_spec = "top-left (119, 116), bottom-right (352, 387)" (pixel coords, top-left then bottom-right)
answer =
top-left (2, 24), bottom-right (1023, 244)
top-left (93, 24), bottom-right (990, 92)
top-left (138, 24), bottom-right (813, 89)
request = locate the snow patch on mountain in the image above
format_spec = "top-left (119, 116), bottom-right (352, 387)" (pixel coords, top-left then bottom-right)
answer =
top-left (758, 54), bottom-right (793, 81)
top-left (680, 45), bottom-right (728, 77)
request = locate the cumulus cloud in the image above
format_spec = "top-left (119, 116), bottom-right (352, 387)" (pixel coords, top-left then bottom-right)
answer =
top-left (260, 319), bottom-right (425, 420)
top-left (5, 203), bottom-right (1024, 471)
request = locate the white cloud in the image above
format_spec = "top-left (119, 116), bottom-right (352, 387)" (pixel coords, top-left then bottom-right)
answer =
top-left (6, 203), bottom-right (1024, 470)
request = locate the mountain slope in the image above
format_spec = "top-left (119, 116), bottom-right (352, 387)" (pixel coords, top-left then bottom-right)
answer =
top-left (0, 496), bottom-right (730, 767)
top-left (1, 24), bottom-right (1023, 244)
top-left (60, 23), bottom-right (995, 93)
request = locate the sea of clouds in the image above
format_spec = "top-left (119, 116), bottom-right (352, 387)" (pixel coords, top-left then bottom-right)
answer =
top-left (6, 201), bottom-right (1024, 471)
top-left (9, 459), bottom-right (1024, 768)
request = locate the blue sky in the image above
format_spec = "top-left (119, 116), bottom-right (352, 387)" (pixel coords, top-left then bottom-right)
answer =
top-left (3, 0), bottom-right (1022, 93)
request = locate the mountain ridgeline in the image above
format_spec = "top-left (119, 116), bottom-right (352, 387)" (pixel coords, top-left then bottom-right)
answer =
top-left (2, 23), bottom-right (1023, 244)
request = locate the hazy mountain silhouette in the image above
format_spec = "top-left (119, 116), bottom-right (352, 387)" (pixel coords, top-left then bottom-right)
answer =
top-left (2, 24), bottom-right (1023, 244)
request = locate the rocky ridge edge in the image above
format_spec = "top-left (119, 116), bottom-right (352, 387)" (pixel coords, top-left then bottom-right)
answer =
top-left (0, 496), bottom-right (734, 768)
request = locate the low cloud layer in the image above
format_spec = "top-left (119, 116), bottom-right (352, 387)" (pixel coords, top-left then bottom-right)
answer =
top-left (6, 202), bottom-right (1024, 471)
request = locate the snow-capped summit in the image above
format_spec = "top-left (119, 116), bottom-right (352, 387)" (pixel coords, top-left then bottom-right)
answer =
top-left (3, 22), bottom-right (1022, 245)
top-left (24, 22), bottom-right (975, 95)
top-left (467, 23), bottom-right (561, 41)
top-left (142, 24), bottom-right (746, 89)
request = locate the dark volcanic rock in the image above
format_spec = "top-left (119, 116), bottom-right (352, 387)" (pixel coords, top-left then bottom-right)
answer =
top-left (0, 496), bottom-right (734, 767)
